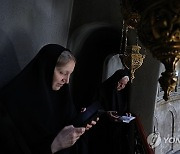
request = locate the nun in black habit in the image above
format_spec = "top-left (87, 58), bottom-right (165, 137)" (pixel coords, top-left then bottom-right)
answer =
top-left (98, 69), bottom-right (130, 113)
top-left (89, 69), bottom-right (134, 154)
top-left (0, 44), bottom-right (92, 154)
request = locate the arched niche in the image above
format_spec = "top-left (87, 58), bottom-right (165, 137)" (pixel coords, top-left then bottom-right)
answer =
top-left (68, 23), bottom-right (122, 109)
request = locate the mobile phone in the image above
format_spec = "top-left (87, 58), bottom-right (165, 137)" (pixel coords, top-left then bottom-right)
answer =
top-left (72, 101), bottom-right (105, 127)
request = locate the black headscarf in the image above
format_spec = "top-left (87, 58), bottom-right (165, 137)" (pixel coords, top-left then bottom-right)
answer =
top-left (98, 69), bottom-right (130, 115)
top-left (0, 44), bottom-right (77, 153)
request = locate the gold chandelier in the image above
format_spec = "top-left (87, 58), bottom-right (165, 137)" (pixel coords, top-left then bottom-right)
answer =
top-left (138, 0), bottom-right (180, 101)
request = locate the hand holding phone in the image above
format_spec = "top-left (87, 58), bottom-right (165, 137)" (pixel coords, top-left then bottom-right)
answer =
top-left (72, 101), bottom-right (104, 127)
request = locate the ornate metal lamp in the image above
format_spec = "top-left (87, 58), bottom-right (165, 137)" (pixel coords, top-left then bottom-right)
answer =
top-left (123, 45), bottom-right (145, 82)
top-left (119, 13), bottom-right (145, 82)
top-left (119, 0), bottom-right (146, 82)
top-left (138, 0), bottom-right (180, 101)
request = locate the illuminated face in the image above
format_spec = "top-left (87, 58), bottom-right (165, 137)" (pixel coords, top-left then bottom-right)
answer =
top-left (52, 60), bottom-right (75, 91)
top-left (116, 76), bottom-right (129, 91)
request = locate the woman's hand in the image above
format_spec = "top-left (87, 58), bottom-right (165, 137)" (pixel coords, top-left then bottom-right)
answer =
top-left (81, 107), bottom-right (99, 130)
top-left (85, 117), bottom-right (99, 130)
top-left (51, 125), bottom-right (85, 153)
top-left (107, 111), bottom-right (121, 122)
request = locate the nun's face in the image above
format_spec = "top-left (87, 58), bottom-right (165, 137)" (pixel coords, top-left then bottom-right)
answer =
top-left (116, 76), bottom-right (129, 91)
top-left (52, 60), bottom-right (75, 91)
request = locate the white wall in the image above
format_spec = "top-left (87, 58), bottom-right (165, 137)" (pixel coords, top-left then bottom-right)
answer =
top-left (130, 51), bottom-right (161, 134)
top-left (0, 0), bottom-right (73, 88)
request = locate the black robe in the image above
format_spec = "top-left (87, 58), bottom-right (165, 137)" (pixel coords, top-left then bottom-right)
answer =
top-left (0, 44), bottom-right (86, 154)
top-left (89, 69), bottom-right (133, 154)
